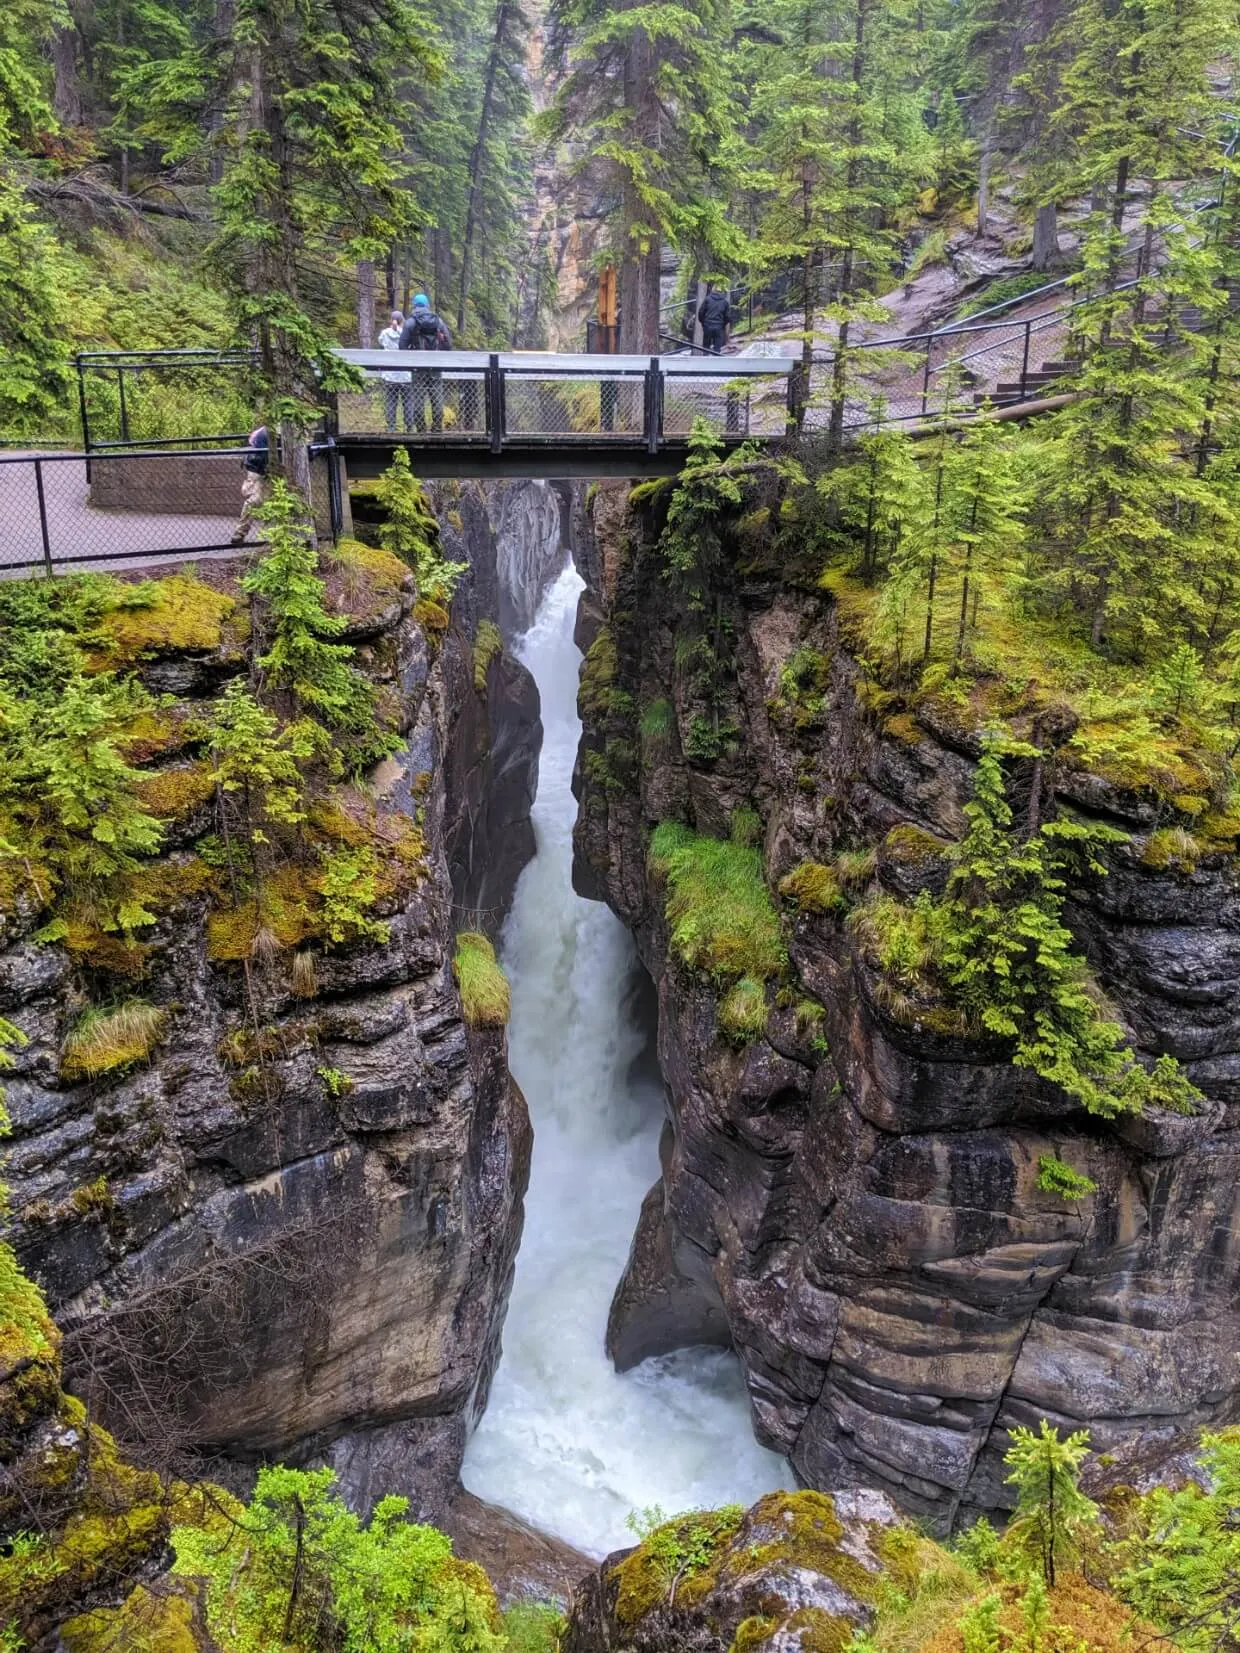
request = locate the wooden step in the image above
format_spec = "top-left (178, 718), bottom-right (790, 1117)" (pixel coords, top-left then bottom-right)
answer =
top-left (1037, 360), bottom-right (1081, 374)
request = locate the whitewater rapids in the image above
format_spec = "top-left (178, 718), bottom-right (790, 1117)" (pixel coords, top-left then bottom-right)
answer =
top-left (461, 560), bottom-right (790, 1558)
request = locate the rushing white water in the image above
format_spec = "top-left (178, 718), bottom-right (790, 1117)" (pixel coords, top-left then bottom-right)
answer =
top-left (461, 560), bottom-right (790, 1558)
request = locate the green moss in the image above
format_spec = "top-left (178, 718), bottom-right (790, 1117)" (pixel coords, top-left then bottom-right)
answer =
top-left (612, 1507), bottom-right (746, 1625)
top-left (779, 860), bottom-right (845, 914)
top-left (719, 975), bottom-right (768, 1041)
top-left (883, 712), bottom-right (922, 746)
top-left (474, 619), bottom-right (503, 693)
top-left (835, 848), bottom-right (878, 891)
top-left (649, 822), bottom-right (787, 988)
top-left (783, 1607), bottom-right (854, 1653)
top-left (61, 1582), bottom-right (206, 1653)
top-left (731, 1615), bottom-right (781, 1653)
top-left (1141, 826), bottom-right (1201, 872)
top-left (331, 536), bottom-right (412, 601)
top-left (60, 1001), bottom-right (167, 1082)
top-left (71, 1176), bottom-right (116, 1220)
top-left (414, 597), bottom-right (450, 635)
top-left (97, 575), bottom-right (237, 662)
top-left (453, 931), bottom-right (511, 1028)
top-left (882, 824), bottom-right (951, 869)
top-left (134, 761), bottom-right (215, 821)
top-left (579, 627), bottom-right (633, 720)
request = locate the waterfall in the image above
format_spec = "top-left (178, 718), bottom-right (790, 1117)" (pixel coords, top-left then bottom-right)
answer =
top-left (461, 561), bottom-right (790, 1559)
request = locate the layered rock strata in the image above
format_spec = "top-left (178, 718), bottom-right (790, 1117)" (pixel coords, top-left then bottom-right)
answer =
top-left (572, 484), bottom-right (1240, 1531)
top-left (3, 523), bottom-right (539, 1522)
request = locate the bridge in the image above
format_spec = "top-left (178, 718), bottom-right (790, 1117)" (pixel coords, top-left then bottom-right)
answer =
top-left (2, 292), bottom-right (1093, 575)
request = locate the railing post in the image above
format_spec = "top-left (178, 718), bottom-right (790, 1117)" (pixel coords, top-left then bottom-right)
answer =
top-left (920, 339), bottom-right (933, 417)
top-left (34, 458), bottom-right (53, 578)
top-left (118, 365), bottom-right (130, 444)
top-left (646, 356), bottom-right (662, 456)
top-left (76, 357), bottom-right (92, 476)
top-left (1020, 320), bottom-right (1032, 396)
top-left (487, 354), bottom-right (503, 454)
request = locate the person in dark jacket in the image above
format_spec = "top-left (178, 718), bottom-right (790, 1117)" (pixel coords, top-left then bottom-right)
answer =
top-left (698, 284), bottom-right (732, 353)
top-left (398, 293), bottom-right (452, 431)
top-left (231, 424), bottom-right (269, 545)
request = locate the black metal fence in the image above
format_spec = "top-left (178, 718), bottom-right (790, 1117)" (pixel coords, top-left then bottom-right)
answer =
top-left (76, 349), bottom-right (259, 454)
top-left (0, 448), bottom-right (258, 575)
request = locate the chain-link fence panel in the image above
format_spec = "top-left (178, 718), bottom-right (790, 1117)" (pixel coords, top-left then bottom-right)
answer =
top-left (335, 366), bottom-right (488, 438)
top-left (0, 450), bottom-right (256, 574)
top-left (662, 370), bottom-right (792, 438)
top-left (501, 372), bottom-right (646, 438)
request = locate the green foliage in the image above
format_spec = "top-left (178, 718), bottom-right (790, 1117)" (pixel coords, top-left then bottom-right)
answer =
top-left (957, 1591), bottom-right (1002, 1653)
top-left (0, 167), bottom-right (72, 437)
top-left (453, 931), bottom-right (511, 1028)
top-left (639, 698), bottom-right (675, 752)
top-left (500, 1602), bottom-right (563, 1653)
top-left (474, 620), bottom-right (503, 694)
top-left (1004, 1420), bottom-right (1098, 1587)
top-left (243, 484), bottom-right (393, 768)
top-left (648, 821), bottom-right (787, 993)
top-left (209, 680), bottom-right (314, 843)
top-left (375, 450), bottom-right (467, 606)
top-left (1117, 1432), bottom-right (1240, 1651)
top-left (317, 1065), bottom-right (353, 1098)
top-left (852, 739), bottom-right (1202, 1117)
top-left (171, 1464), bottom-right (504, 1653)
top-left (620, 1503), bottom-right (744, 1612)
top-left (318, 846), bottom-right (390, 946)
top-left (779, 861), bottom-right (845, 915)
top-left (1035, 1154), bottom-right (1098, 1201)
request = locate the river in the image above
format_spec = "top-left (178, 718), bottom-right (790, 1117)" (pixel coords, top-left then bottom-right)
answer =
top-left (461, 559), bottom-right (790, 1558)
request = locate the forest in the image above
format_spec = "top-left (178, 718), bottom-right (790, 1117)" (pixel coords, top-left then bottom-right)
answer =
top-left (3, 0), bottom-right (1240, 1649)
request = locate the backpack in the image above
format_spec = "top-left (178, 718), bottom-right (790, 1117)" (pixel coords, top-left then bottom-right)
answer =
top-left (415, 310), bottom-right (448, 350)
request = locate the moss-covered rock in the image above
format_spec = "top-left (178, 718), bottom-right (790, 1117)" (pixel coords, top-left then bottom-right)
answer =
top-left (563, 1490), bottom-right (901, 1653)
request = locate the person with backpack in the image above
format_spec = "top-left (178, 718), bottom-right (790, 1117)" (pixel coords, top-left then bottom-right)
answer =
top-left (697, 283), bottom-right (732, 354)
top-left (230, 424), bottom-right (269, 545)
top-left (398, 293), bottom-right (452, 432)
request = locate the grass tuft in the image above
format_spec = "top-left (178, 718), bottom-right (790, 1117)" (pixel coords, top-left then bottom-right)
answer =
top-left (649, 822), bottom-right (786, 988)
top-left (61, 1001), bottom-right (167, 1082)
top-left (719, 975), bottom-right (769, 1040)
top-left (453, 932), bottom-right (511, 1028)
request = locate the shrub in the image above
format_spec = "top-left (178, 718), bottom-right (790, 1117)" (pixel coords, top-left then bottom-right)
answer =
top-left (60, 1001), bottom-right (167, 1082)
top-left (172, 1465), bottom-right (503, 1653)
top-left (453, 932), bottom-right (511, 1027)
top-left (501, 1602), bottom-right (564, 1653)
top-left (1035, 1154), bottom-right (1098, 1200)
top-left (648, 822), bottom-right (786, 988)
top-left (374, 448), bottom-right (467, 604)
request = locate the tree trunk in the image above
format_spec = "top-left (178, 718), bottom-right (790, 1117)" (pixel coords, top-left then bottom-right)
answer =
top-left (693, 277), bottom-right (707, 350)
top-left (51, 22), bottom-right (83, 128)
top-left (356, 260), bottom-right (376, 347)
top-left (209, 0), bottom-right (236, 183)
top-left (618, 21), bottom-right (660, 354)
top-left (1031, 203), bottom-right (1059, 270)
top-left (457, 1), bottom-right (510, 336)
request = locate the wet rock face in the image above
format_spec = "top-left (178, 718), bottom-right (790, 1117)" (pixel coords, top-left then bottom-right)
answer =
top-left (574, 488), bottom-right (1240, 1532)
top-left (562, 1488), bottom-right (900, 1653)
top-left (3, 548), bottom-right (533, 1523)
top-left (436, 479), bottom-right (562, 927)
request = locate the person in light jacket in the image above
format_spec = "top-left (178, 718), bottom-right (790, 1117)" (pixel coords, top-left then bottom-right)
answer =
top-left (378, 311), bottom-right (414, 433)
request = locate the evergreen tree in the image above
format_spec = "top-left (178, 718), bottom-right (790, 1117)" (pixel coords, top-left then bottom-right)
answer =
top-left (1003, 1419), bottom-right (1098, 1587)
top-left (543, 0), bottom-right (741, 351)
top-left (124, 0), bottom-right (440, 494)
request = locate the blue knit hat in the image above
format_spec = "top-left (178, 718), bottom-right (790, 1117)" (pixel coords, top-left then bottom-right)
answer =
top-left (412, 293), bottom-right (430, 309)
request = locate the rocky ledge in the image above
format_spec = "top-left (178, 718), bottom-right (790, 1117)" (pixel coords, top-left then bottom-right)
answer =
top-left (2, 486), bottom-right (550, 1521)
top-left (571, 480), bottom-right (1240, 1532)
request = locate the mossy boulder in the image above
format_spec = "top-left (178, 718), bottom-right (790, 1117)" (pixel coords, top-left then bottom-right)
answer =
top-left (562, 1489), bottom-right (901, 1653)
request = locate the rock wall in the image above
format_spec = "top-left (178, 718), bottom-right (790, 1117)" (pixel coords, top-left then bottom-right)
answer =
top-left (3, 509), bottom-right (543, 1523)
top-left (572, 484), bottom-right (1240, 1532)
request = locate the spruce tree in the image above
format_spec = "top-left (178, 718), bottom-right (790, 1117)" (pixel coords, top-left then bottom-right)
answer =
top-left (1004, 1419), bottom-right (1098, 1587)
